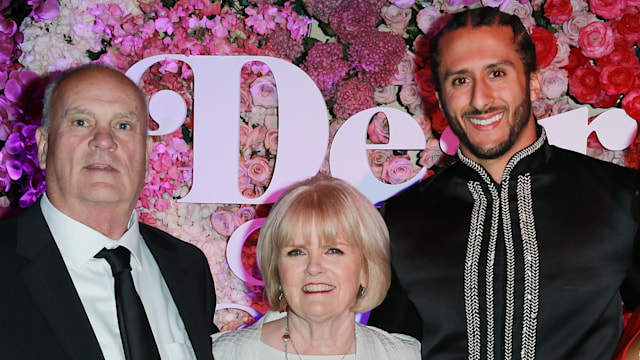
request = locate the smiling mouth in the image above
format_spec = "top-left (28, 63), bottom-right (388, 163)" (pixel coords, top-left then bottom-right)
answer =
top-left (469, 112), bottom-right (503, 126)
top-left (303, 284), bottom-right (336, 293)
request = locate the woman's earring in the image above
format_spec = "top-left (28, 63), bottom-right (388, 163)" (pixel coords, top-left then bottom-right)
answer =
top-left (358, 285), bottom-right (367, 299)
top-left (278, 285), bottom-right (284, 301)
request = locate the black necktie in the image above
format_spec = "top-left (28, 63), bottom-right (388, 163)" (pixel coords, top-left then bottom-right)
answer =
top-left (96, 247), bottom-right (161, 360)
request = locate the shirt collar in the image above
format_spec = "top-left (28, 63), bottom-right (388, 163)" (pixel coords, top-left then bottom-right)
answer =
top-left (40, 193), bottom-right (144, 269)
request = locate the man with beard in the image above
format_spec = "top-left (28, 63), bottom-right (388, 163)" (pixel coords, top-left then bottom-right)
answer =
top-left (368, 6), bottom-right (640, 360)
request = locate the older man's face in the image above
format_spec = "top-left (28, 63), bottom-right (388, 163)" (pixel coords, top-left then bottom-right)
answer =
top-left (36, 68), bottom-right (151, 215)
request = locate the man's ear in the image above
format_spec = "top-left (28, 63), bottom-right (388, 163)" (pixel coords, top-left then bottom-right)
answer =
top-left (145, 136), bottom-right (153, 177)
top-left (529, 71), bottom-right (542, 102)
top-left (36, 126), bottom-right (48, 170)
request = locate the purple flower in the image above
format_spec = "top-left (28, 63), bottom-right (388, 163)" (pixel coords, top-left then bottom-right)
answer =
top-left (28, 0), bottom-right (60, 22)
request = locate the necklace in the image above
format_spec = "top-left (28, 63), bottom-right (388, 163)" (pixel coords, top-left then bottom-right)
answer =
top-left (282, 314), bottom-right (355, 360)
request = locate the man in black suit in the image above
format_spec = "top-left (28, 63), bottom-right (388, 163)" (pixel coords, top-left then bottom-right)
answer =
top-left (368, 7), bottom-right (640, 360)
top-left (0, 63), bottom-right (218, 359)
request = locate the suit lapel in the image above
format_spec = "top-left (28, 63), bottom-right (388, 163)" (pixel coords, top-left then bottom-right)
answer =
top-left (16, 205), bottom-right (104, 360)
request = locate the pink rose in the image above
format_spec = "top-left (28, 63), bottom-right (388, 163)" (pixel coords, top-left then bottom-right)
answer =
top-left (413, 114), bottom-right (433, 139)
top-left (264, 129), bottom-right (278, 155)
top-left (552, 32), bottom-right (574, 67)
top-left (389, 0), bottom-right (416, 8)
top-left (245, 156), bottom-right (273, 186)
top-left (540, 66), bottom-right (569, 99)
top-left (246, 125), bottom-right (267, 153)
top-left (367, 113), bottom-right (390, 144)
top-left (562, 11), bottom-right (599, 42)
top-left (578, 21), bottom-right (615, 59)
top-left (240, 85), bottom-right (253, 112)
top-left (399, 82), bottom-right (422, 110)
top-left (239, 124), bottom-right (251, 148)
top-left (418, 138), bottom-right (446, 169)
top-left (551, 98), bottom-right (579, 116)
top-left (250, 75), bottom-right (278, 108)
top-left (381, 155), bottom-right (420, 184)
top-left (532, 99), bottom-right (552, 119)
top-left (381, 5), bottom-right (412, 35)
top-left (233, 206), bottom-right (257, 226)
top-left (589, 0), bottom-right (626, 19)
top-left (390, 51), bottom-right (416, 85)
top-left (416, 6), bottom-right (441, 34)
top-left (368, 149), bottom-right (393, 178)
top-left (375, 85), bottom-right (398, 104)
top-left (211, 207), bottom-right (236, 236)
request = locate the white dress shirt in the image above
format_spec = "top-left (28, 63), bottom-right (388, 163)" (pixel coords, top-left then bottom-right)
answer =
top-left (41, 194), bottom-right (196, 360)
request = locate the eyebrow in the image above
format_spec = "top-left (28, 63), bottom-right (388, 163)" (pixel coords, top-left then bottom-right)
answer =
top-left (443, 60), bottom-right (515, 80)
top-left (63, 108), bottom-right (141, 121)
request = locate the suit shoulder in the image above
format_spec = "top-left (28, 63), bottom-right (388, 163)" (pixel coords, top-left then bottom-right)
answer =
top-left (139, 222), bottom-right (207, 258)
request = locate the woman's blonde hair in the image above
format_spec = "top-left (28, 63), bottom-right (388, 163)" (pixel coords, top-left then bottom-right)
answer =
top-left (257, 174), bottom-right (391, 312)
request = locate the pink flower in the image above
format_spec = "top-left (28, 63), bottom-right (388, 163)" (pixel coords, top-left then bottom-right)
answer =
top-left (416, 6), bottom-right (442, 34)
top-left (399, 82), bottom-right (422, 110)
top-left (589, 0), bottom-right (626, 19)
top-left (418, 139), bottom-right (447, 169)
top-left (333, 78), bottom-right (376, 119)
top-left (390, 51), bottom-right (416, 86)
top-left (375, 85), bottom-right (398, 104)
top-left (381, 155), bottom-right (420, 184)
top-left (368, 149), bottom-right (393, 179)
top-left (540, 66), bottom-right (569, 99)
top-left (368, 113), bottom-right (390, 144)
top-left (250, 75), bottom-right (278, 108)
top-left (301, 42), bottom-right (349, 92)
top-left (562, 10), bottom-right (599, 42)
top-left (244, 156), bottom-right (273, 186)
top-left (211, 207), bottom-right (236, 237)
top-left (412, 114), bottom-right (433, 139)
top-left (578, 21), bottom-right (615, 59)
top-left (233, 206), bottom-right (257, 227)
top-left (264, 129), bottom-right (278, 155)
top-left (389, 0), bottom-right (416, 8)
top-left (381, 5), bottom-right (412, 35)
top-left (532, 99), bottom-right (552, 119)
top-left (348, 30), bottom-right (407, 88)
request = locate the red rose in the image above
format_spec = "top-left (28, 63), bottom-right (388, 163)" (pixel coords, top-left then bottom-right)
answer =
top-left (617, 11), bottom-right (640, 45)
top-left (415, 67), bottom-right (439, 113)
top-left (622, 89), bottom-right (640, 122)
top-left (569, 64), bottom-right (602, 104)
top-left (530, 26), bottom-right (558, 69)
top-left (430, 108), bottom-right (448, 134)
top-left (562, 47), bottom-right (590, 77)
top-left (544, 0), bottom-right (573, 24)
top-left (599, 64), bottom-right (636, 95)
top-left (598, 41), bottom-right (640, 67)
top-left (592, 91), bottom-right (619, 108)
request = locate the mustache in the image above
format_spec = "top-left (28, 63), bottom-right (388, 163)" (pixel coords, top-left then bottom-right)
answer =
top-left (463, 107), bottom-right (504, 117)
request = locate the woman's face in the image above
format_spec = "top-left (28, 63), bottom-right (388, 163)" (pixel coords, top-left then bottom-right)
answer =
top-left (278, 233), bottom-right (366, 322)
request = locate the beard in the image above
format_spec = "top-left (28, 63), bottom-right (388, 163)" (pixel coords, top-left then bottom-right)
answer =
top-left (444, 93), bottom-right (532, 160)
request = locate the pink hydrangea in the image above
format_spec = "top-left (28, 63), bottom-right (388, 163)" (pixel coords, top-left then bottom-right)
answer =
top-left (329, 0), bottom-right (381, 43)
top-left (333, 78), bottom-right (376, 119)
top-left (301, 42), bottom-right (349, 93)
top-left (262, 28), bottom-right (305, 61)
top-left (348, 30), bottom-right (407, 88)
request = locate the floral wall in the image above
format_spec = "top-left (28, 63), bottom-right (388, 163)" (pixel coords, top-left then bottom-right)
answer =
top-left (1, 0), bottom-right (639, 330)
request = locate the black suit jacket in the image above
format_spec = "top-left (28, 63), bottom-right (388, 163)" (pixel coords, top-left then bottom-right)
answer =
top-left (0, 203), bottom-right (218, 360)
